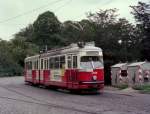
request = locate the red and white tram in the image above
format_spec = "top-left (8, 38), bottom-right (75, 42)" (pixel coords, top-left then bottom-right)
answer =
top-left (24, 42), bottom-right (104, 92)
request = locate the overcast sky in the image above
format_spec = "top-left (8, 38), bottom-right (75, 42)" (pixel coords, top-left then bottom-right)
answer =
top-left (0, 0), bottom-right (149, 40)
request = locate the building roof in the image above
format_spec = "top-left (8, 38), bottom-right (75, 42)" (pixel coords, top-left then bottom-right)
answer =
top-left (142, 63), bottom-right (150, 70)
top-left (111, 63), bottom-right (127, 68)
top-left (127, 62), bottom-right (145, 67)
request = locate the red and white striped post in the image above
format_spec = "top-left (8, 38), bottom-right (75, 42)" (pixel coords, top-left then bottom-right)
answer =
top-left (138, 66), bottom-right (142, 84)
top-left (145, 70), bottom-right (150, 79)
top-left (126, 70), bottom-right (129, 83)
top-left (119, 68), bottom-right (122, 83)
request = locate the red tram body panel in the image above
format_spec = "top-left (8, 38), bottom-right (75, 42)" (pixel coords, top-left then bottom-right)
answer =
top-left (24, 42), bottom-right (104, 92)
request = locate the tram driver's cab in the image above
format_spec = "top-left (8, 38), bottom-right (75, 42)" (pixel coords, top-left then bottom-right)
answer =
top-left (66, 42), bottom-right (104, 90)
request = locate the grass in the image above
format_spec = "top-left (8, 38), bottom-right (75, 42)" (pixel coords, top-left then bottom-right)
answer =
top-left (112, 84), bottom-right (150, 94)
top-left (113, 84), bottom-right (128, 90)
top-left (133, 84), bottom-right (150, 94)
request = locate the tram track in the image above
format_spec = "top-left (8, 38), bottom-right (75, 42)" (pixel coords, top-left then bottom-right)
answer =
top-left (0, 84), bottom-right (134, 111)
top-left (0, 84), bottom-right (112, 107)
top-left (0, 85), bottom-right (100, 114)
top-left (0, 96), bottom-right (101, 114)
top-left (0, 77), bottom-right (149, 114)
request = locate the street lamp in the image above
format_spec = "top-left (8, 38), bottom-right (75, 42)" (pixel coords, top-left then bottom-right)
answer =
top-left (118, 40), bottom-right (122, 44)
top-left (118, 39), bottom-right (128, 61)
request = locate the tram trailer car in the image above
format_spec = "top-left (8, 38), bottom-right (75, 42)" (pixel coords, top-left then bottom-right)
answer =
top-left (24, 42), bottom-right (104, 92)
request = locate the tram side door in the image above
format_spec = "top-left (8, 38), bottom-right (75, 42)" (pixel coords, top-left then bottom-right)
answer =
top-left (35, 59), bottom-right (40, 84)
top-left (39, 58), bottom-right (44, 84)
top-left (67, 54), bottom-right (77, 89)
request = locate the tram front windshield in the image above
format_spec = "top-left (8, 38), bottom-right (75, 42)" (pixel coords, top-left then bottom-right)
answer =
top-left (80, 56), bottom-right (103, 69)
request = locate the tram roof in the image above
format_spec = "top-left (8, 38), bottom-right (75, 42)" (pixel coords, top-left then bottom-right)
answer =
top-left (52, 42), bottom-right (101, 52)
top-left (62, 44), bottom-right (102, 53)
top-left (25, 42), bottom-right (102, 60)
top-left (25, 55), bottom-right (39, 61)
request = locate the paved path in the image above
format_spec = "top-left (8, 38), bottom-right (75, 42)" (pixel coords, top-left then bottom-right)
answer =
top-left (0, 77), bottom-right (149, 114)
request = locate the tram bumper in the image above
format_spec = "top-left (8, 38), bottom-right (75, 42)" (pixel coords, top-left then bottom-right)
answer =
top-left (78, 81), bottom-right (104, 89)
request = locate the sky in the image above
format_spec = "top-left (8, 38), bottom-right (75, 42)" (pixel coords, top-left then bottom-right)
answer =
top-left (0, 0), bottom-right (149, 40)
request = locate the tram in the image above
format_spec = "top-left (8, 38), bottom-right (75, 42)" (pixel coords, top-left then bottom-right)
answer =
top-left (24, 42), bottom-right (104, 92)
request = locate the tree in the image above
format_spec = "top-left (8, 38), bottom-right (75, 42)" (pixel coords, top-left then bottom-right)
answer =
top-left (87, 9), bottom-right (137, 84)
top-left (15, 24), bottom-right (34, 42)
top-left (131, 2), bottom-right (150, 60)
top-left (0, 40), bottom-right (22, 76)
top-left (33, 11), bottom-right (65, 49)
top-left (61, 21), bottom-right (81, 44)
top-left (10, 36), bottom-right (39, 67)
top-left (61, 20), bottom-right (95, 45)
top-left (3, 9), bottom-right (140, 84)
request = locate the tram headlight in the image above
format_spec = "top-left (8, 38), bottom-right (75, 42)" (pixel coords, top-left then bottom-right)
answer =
top-left (92, 75), bottom-right (97, 81)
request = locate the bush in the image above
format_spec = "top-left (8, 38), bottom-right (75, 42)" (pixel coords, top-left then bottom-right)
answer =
top-left (133, 85), bottom-right (150, 93)
top-left (113, 84), bottom-right (128, 90)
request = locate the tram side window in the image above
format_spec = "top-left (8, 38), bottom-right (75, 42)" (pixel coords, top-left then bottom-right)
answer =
top-left (47, 59), bottom-right (49, 69)
top-left (73, 56), bottom-right (77, 68)
top-left (26, 62), bottom-right (29, 70)
top-left (33, 61), bottom-right (36, 70)
top-left (25, 62), bottom-right (28, 69)
top-left (26, 61), bottom-right (32, 70)
top-left (49, 58), bottom-right (54, 69)
top-left (68, 56), bottom-right (72, 68)
top-left (25, 62), bottom-right (27, 69)
top-left (54, 57), bottom-right (59, 69)
top-left (37, 60), bottom-right (39, 69)
top-left (33, 60), bottom-right (38, 70)
top-left (34, 60), bottom-right (38, 70)
top-left (30, 61), bottom-right (32, 70)
top-left (60, 56), bottom-right (65, 68)
top-left (44, 59), bottom-right (47, 69)
top-left (44, 59), bottom-right (49, 70)
top-left (41, 59), bottom-right (43, 70)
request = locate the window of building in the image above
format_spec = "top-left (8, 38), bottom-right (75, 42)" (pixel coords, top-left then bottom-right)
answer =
top-left (144, 77), bottom-right (149, 82)
top-left (121, 70), bottom-right (127, 77)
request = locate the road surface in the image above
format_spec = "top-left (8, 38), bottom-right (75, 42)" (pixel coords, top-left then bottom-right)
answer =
top-left (0, 76), bottom-right (149, 114)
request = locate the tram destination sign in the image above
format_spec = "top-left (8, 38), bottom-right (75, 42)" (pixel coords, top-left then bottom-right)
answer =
top-left (86, 51), bottom-right (99, 55)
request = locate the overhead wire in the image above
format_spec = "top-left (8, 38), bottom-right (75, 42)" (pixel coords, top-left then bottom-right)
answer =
top-left (1, 0), bottom-right (110, 39)
top-left (0, 0), bottom-right (72, 40)
top-left (72, 0), bottom-right (114, 21)
top-left (53, 0), bottom-right (72, 12)
top-left (0, 0), bottom-right (65, 24)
